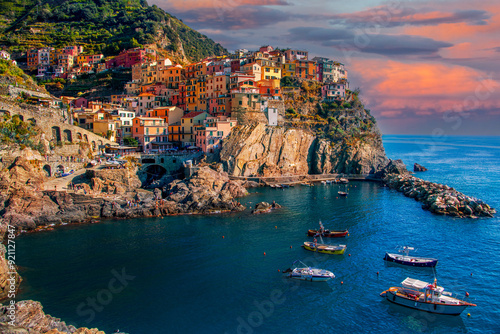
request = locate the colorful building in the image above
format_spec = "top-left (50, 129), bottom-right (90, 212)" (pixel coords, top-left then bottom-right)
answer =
top-left (181, 111), bottom-right (208, 146)
top-left (106, 48), bottom-right (156, 69)
top-left (195, 116), bottom-right (238, 153)
top-left (132, 116), bottom-right (169, 151)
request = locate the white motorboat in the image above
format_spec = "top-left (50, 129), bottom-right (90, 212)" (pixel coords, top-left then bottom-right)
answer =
top-left (284, 260), bottom-right (335, 282)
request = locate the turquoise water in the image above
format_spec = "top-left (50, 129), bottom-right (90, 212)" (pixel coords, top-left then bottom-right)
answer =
top-left (15, 135), bottom-right (500, 333)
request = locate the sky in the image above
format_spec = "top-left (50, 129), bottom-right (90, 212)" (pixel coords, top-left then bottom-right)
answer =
top-left (149, 0), bottom-right (500, 136)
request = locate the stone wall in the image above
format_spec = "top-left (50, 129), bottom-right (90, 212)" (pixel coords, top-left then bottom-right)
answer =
top-left (0, 99), bottom-right (116, 149)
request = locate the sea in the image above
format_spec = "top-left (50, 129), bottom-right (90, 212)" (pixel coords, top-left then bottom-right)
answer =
top-left (15, 135), bottom-right (500, 334)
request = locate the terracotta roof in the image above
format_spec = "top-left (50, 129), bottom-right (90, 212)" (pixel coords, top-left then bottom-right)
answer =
top-left (138, 93), bottom-right (155, 97)
top-left (182, 111), bottom-right (205, 119)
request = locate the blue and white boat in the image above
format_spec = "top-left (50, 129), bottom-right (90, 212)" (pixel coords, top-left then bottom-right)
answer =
top-left (383, 246), bottom-right (438, 267)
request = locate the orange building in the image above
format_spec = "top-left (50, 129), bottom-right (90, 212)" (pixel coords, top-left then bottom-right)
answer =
top-left (158, 64), bottom-right (183, 89)
top-left (295, 59), bottom-right (316, 80)
top-left (132, 116), bottom-right (169, 151)
top-left (146, 106), bottom-right (183, 125)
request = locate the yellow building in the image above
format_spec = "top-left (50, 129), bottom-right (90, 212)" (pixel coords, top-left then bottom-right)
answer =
top-left (181, 111), bottom-right (208, 146)
top-left (257, 59), bottom-right (282, 81)
top-left (282, 62), bottom-right (296, 78)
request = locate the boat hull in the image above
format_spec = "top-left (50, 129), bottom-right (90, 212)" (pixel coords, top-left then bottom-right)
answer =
top-left (307, 229), bottom-right (348, 238)
top-left (289, 274), bottom-right (332, 282)
top-left (384, 290), bottom-right (470, 315)
top-left (303, 242), bottom-right (346, 255)
top-left (383, 253), bottom-right (438, 267)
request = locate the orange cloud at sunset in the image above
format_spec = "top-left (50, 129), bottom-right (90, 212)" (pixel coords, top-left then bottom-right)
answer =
top-left (402, 3), bottom-right (500, 42)
top-left (352, 59), bottom-right (500, 118)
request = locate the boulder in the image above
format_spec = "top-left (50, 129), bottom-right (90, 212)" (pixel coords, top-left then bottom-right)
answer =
top-left (251, 201), bottom-right (281, 214)
top-left (414, 163), bottom-right (428, 172)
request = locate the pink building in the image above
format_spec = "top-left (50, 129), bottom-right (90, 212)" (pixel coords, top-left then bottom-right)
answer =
top-left (195, 116), bottom-right (238, 153)
top-left (73, 97), bottom-right (88, 109)
top-left (106, 48), bottom-right (156, 69)
top-left (321, 81), bottom-right (346, 101)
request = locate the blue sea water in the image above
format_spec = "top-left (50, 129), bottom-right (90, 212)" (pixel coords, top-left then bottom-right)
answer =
top-left (14, 135), bottom-right (500, 334)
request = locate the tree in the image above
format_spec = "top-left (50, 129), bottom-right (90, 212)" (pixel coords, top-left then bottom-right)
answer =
top-left (123, 137), bottom-right (139, 147)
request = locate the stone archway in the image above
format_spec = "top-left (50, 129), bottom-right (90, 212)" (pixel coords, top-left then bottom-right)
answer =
top-left (28, 118), bottom-right (36, 126)
top-left (83, 134), bottom-right (88, 142)
top-left (17, 114), bottom-right (24, 121)
top-left (143, 164), bottom-right (167, 185)
top-left (76, 132), bottom-right (82, 141)
top-left (63, 129), bottom-right (73, 142)
top-left (52, 126), bottom-right (61, 142)
top-left (43, 165), bottom-right (51, 177)
top-left (91, 141), bottom-right (96, 150)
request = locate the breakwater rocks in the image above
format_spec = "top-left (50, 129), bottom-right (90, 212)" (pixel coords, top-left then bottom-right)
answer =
top-left (384, 174), bottom-right (496, 218)
top-left (0, 300), bottom-right (104, 333)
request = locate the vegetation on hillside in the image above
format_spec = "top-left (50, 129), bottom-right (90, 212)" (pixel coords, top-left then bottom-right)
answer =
top-left (0, 0), bottom-right (227, 62)
top-left (0, 59), bottom-right (43, 92)
top-left (282, 78), bottom-right (378, 145)
top-left (0, 113), bottom-right (43, 152)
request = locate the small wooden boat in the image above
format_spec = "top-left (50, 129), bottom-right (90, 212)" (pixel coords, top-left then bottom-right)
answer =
top-left (338, 184), bottom-right (348, 197)
top-left (284, 260), bottom-right (335, 282)
top-left (383, 246), bottom-right (438, 267)
top-left (303, 241), bottom-right (346, 255)
top-left (307, 221), bottom-right (348, 238)
top-left (339, 178), bottom-right (349, 184)
top-left (380, 277), bottom-right (476, 315)
top-left (307, 229), bottom-right (349, 237)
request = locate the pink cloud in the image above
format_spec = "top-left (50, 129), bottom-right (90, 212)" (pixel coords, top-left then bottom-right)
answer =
top-left (352, 59), bottom-right (500, 119)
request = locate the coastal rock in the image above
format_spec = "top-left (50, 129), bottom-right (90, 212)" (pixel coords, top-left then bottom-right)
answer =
top-left (251, 201), bottom-right (282, 214)
top-left (0, 300), bottom-right (104, 334)
top-left (220, 123), bottom-right (388, 177)
top-left (383, 173), bottom-right (496, 218)
top-left (165, 166), bottom-right (248, 214)
top-left (87, 168), bottom-right (141, 195)
top-left (414, 163), bottom-right (428, 172)
top-left (0, 245), bottom-right (21, 300)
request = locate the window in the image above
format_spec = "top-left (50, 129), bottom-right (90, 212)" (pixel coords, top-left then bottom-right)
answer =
top-left (265, 68), bottom-right (270, 72)
top-left (135, 128), bottom-right (138, 133)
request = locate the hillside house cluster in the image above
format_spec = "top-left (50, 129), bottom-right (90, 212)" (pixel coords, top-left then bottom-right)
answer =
top-left (63, 45), bottom-right (349, 153)
top-left (27, 45), bottom-right (106, 79)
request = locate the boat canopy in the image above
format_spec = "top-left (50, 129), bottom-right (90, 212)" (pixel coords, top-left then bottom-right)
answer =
top-left (402, 277), bottom-right (430, 290)
top-left (402, 277), bottom-right (444, 293)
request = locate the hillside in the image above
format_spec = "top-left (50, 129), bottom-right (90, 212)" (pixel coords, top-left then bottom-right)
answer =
top-left (0, 0), bottom-right (227, 63)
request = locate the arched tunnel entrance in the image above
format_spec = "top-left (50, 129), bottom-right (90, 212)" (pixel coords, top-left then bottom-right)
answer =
top-left (143, 164), bottom-right (167, 186)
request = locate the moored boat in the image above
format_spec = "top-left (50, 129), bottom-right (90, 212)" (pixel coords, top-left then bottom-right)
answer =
top-left (302, 241), bottom-right (346, 255)
top-left (383, 246), bottom-right (438, 267)
top-left (380, 277), bottom-right (476, 315)
top-left (284, 260), bottom-right (335, 282)
top-left (307, 221), bottom-right (348, 238)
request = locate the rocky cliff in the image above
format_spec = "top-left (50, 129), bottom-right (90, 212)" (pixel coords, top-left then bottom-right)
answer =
top-left (220, 123), bottom-right (388, 177)
top-left (0, 300), bottom-right (104, 334)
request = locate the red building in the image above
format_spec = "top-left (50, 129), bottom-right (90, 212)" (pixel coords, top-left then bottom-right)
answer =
top-left (106, 48), bottom-right (156, 69)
